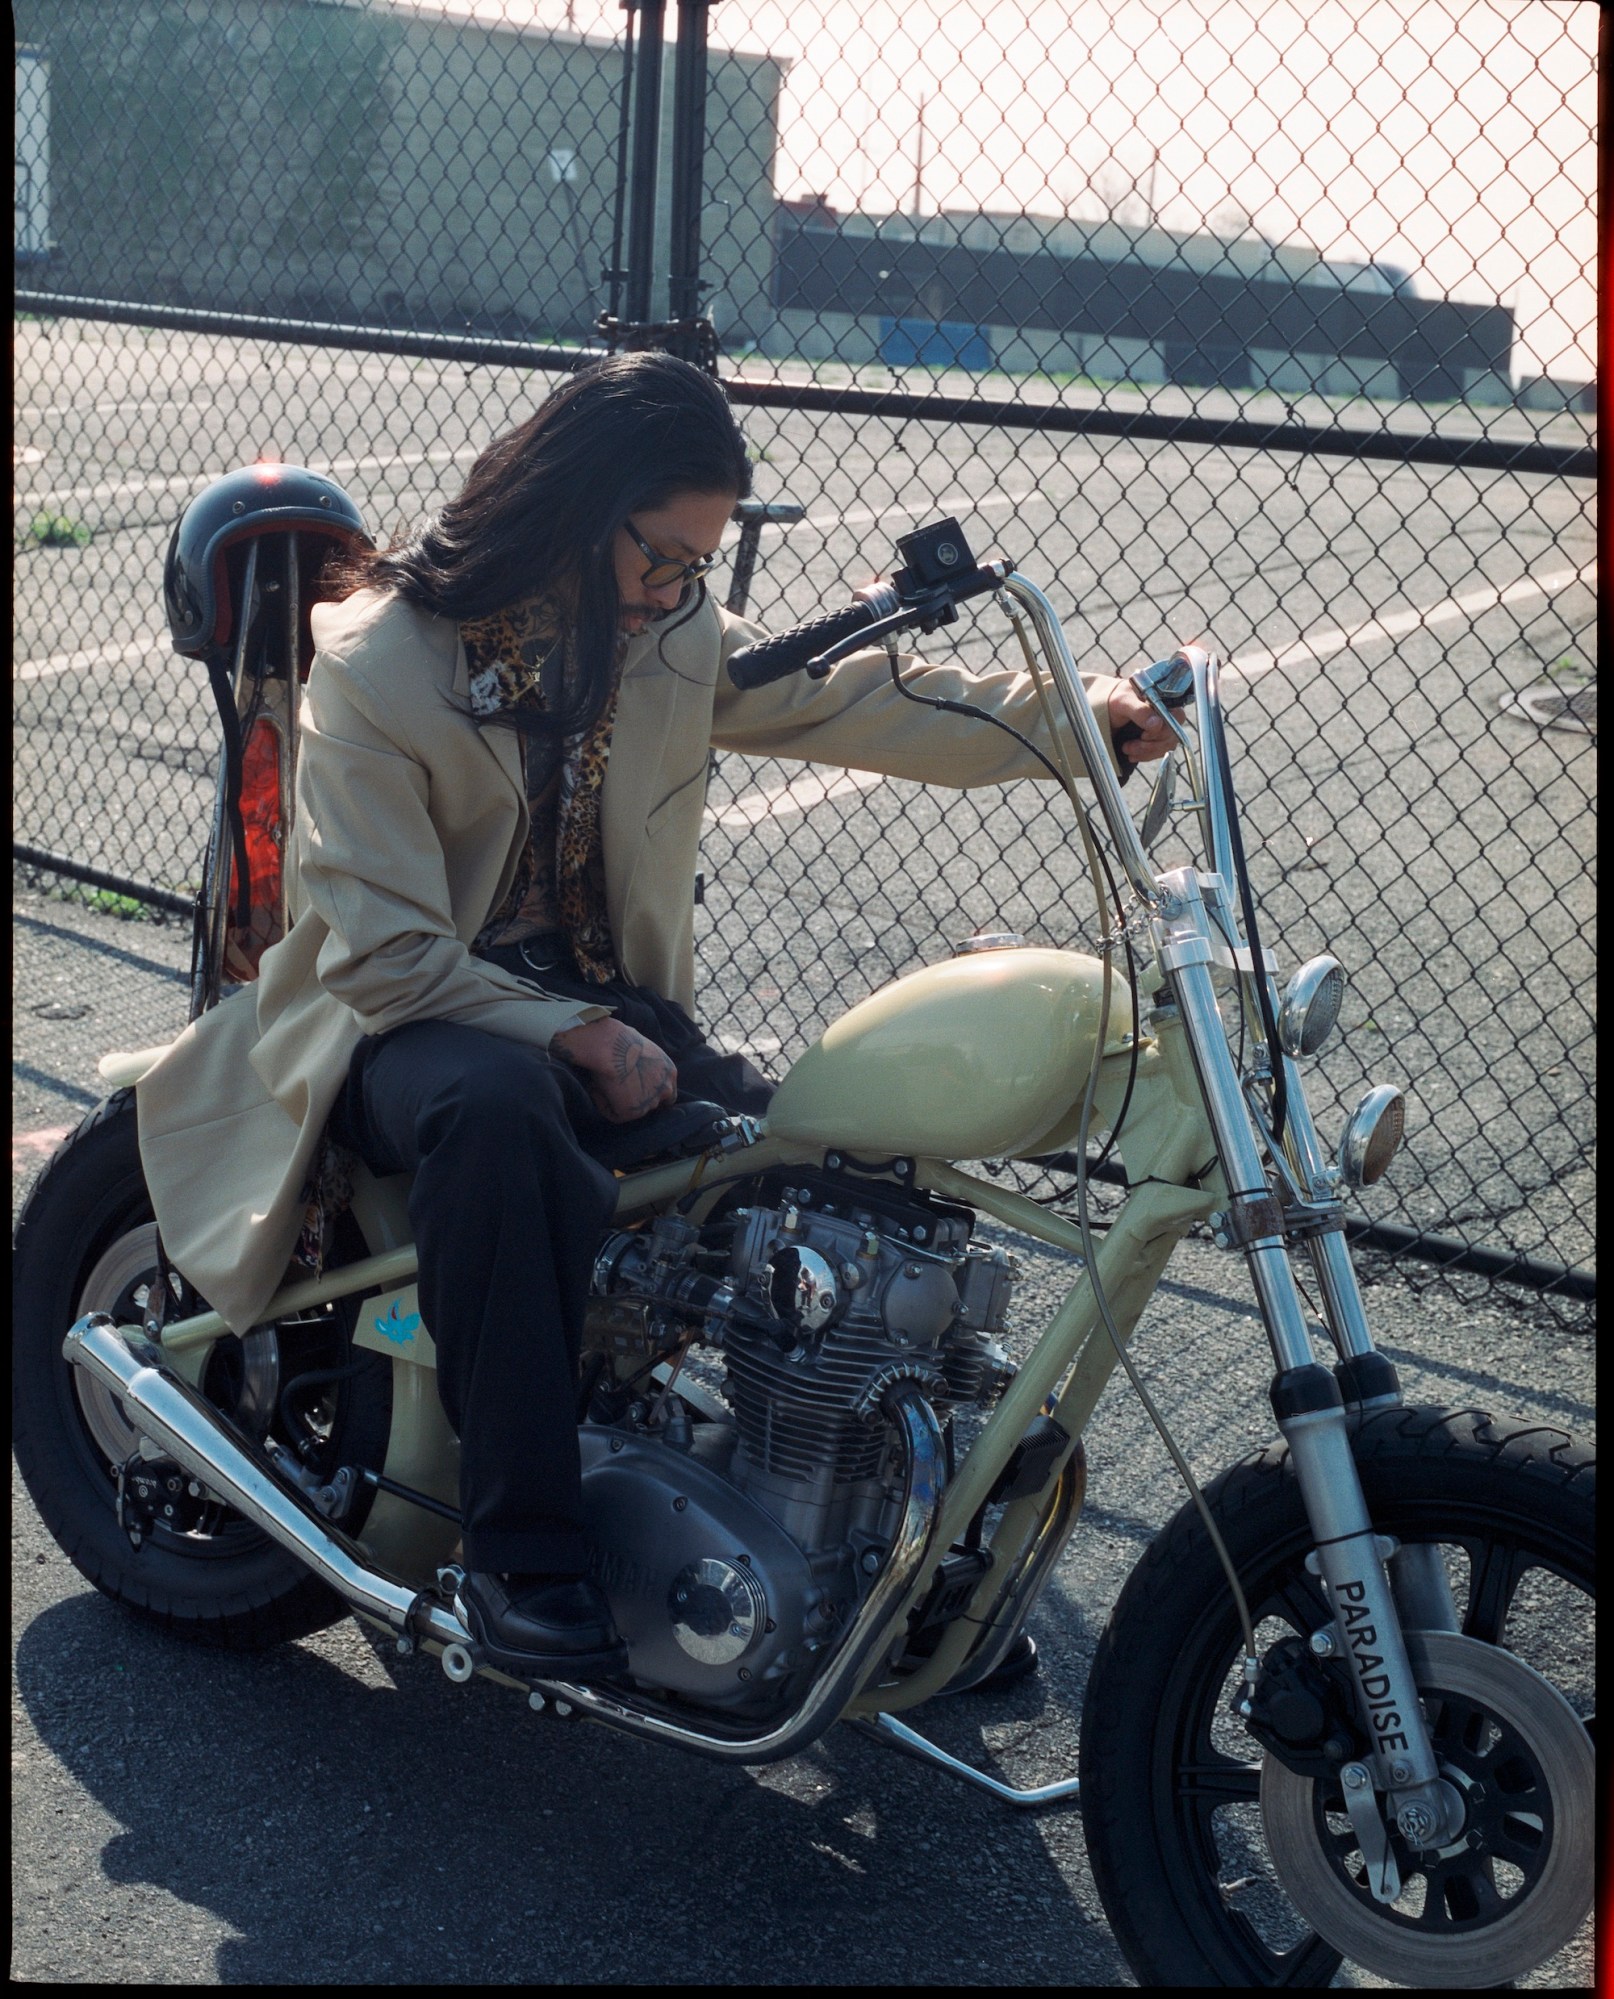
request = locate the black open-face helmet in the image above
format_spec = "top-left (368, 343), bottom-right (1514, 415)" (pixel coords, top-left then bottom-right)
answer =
top-left (163, 461), bottom-right (369, 658)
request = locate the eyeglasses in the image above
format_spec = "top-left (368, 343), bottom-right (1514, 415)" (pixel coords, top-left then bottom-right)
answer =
top-left (624, 518), bottom-right (720, 591)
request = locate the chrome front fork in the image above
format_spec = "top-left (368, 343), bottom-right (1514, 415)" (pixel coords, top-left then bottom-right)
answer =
top-left (1152, 874), bottom-right (1464, 1858)
top-left (1000, 589), bottom-right (1460, 1863)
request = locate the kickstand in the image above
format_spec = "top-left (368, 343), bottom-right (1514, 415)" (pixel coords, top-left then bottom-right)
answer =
top-left (849, 1711), bottom-right (1081, 1810)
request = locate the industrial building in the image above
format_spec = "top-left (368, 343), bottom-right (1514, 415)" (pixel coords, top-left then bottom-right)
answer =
top-left (14, 0), bottom-right (787, 349)
top-left (768, 206), bottom-right (1516, 405)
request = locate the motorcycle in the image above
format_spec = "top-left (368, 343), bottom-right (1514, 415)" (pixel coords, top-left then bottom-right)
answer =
top-left (12, 494), bottom-right (1594, 1988)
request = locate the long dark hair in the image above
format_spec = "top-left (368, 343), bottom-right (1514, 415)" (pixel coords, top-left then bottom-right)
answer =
top-left (322, 351), bottom-right (752, 734)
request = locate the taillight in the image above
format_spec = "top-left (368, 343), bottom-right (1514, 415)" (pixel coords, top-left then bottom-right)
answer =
top-left (222, 713), bottom-right (286, 982)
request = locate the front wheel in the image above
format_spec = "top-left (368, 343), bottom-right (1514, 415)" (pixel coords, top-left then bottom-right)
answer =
top-left (13, 1089), bottom-right (392, 1650)
top-left (1078, 1405), bottom-right (1594, 1988)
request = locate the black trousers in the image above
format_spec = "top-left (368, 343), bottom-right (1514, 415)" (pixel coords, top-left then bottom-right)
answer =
top-left (329, 958), bottom-right (773, 1575)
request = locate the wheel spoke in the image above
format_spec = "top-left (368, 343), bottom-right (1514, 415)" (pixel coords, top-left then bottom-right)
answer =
top-left (1176, 1755), bottom-right (1262, 1804)
top-left (1462, 1539), bottom-right (1526, 1645)
top-left (1430, 1854), bottom-right (1505, 1925)
top-left (1491, 1815), bottom-right (1545, 1865)
top-left (1260, 1572), bottom-right (1329, 1636)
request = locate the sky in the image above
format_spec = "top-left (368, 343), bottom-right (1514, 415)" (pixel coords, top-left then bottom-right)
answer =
top-left (403, 0), bottom-right (1598, 380)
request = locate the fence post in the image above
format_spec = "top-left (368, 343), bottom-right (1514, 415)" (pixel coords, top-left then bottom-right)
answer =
top-left (623, 0), bottom-right (667, 327)
top-left (667, 0), bottom-right (714, 351)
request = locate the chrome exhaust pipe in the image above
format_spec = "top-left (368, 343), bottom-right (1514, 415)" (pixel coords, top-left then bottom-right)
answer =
top-left (523, 1386), bottom-right (948, 1765)
top-left (64, 1316), bottom-right (945, 1762)
top-left (62, 1314), bottom-right (464, 1646)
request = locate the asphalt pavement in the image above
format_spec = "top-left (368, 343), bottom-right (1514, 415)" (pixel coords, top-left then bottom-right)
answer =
top-left (10, 881), bottom-right (1594, 1986)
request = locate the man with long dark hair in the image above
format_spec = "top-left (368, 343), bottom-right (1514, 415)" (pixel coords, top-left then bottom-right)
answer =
top-left (139, 352), bottom-right (1169, 1676)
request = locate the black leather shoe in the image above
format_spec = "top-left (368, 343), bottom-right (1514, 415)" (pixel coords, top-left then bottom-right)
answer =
top-left (455, 1572), bottom-right (628, 1679)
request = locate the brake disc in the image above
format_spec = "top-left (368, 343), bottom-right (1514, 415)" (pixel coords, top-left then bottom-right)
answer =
top-left (1260, 1628), bottom-right (1593, 1987)
top-left (74, 1223), bottom-right (278, 1465)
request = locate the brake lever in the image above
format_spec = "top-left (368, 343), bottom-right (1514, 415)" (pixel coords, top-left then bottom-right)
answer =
top-left (804, 592), bottom-right (953, 676)
top-left (1129, 655), bottom-right (1198, 758)
top-left (805, 564), bottom-right (1009, 677)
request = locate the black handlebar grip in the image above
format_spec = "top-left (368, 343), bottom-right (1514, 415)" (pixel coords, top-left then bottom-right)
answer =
top-left (726, 600), bottom-right (886, 690)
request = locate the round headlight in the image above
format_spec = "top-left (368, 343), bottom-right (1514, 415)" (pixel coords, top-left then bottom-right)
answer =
top-left (1339, 1085), bottom-right (1406, 1187)
top-left (1278, 955), bottom-right (1347, 1057)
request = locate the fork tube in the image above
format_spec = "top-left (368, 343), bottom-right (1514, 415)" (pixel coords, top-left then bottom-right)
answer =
top-left (1304, 1228), bottom-right (1381, 1363)
top-left (1152, 887), bottom-right (1315, 1373)
top-left (1266, 1057), bottom-right (1380, 1363)
top-left (1163, 913), bottom-right (1445, 1797)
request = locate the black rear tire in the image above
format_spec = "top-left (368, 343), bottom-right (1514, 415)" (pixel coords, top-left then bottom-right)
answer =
top-left (13, 1089), bottom-right (392, 1651)
top-left (1077, 1405), bottom-right (1595, 1987)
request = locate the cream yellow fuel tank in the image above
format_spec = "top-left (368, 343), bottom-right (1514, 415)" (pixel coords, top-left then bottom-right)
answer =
top-left (765, 947), bottom-right (1133, 1161)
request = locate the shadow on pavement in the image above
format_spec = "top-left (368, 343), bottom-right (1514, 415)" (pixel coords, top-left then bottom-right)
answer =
top-left (15, 1590), bottom-right (1127, 1987)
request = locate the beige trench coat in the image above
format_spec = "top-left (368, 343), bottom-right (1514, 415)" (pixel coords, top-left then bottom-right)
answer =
top-left (137, 585), bottom-right (1126, 1333)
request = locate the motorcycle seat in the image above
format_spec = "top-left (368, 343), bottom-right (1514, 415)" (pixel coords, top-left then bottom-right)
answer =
top-left (94, 1043), bottom-right (738, 1176)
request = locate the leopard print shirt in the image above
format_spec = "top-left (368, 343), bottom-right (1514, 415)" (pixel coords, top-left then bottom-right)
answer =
top-left (462, 593), bottom-right (623, 984)
top-left (286, 594), bottom-right (625, 1283)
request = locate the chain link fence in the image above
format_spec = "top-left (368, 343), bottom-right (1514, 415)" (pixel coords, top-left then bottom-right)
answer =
top-left (13, 0), bottom-right (1596, 1319)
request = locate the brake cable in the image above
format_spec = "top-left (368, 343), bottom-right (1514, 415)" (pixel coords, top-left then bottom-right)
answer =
top-left (997, 597), bottom-right (1262, 1677)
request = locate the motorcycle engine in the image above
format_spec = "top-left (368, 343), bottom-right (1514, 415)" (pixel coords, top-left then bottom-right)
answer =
top-left (579, 1166), bottom-right (1016, 1712)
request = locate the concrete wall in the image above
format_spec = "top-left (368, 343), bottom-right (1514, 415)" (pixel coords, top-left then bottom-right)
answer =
top-left (15, 0), bottom-right (785, 344)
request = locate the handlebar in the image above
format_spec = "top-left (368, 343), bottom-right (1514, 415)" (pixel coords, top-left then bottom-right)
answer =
top-left (725, 588), bottom-right (902, 690)
top-left (726, 553), bottom-right (1010, 691)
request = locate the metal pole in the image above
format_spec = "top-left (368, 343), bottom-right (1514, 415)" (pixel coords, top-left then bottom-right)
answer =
top-left (667, 0), bottom-right (713, 344)
top-left (624, 0), bottom-right (667, 327)
top-left (604, 1), bottom-right (637, 333)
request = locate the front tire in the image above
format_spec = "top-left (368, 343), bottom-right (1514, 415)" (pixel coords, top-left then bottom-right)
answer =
top-left (1077, 1405), bottom-right (1594, 1987)
top-left (13, 1089), bottom-right (392, 1650)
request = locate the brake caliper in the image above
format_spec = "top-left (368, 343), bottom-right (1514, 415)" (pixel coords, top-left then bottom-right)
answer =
top-left (116, 1454), bottom-right (208, 1551)
top-left (1238, 1633), bottom-right (1364, 1779)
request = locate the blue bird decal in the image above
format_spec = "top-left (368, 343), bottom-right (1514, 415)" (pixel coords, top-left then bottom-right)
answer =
top-left (374, 1299), bottom-right (421, 1344)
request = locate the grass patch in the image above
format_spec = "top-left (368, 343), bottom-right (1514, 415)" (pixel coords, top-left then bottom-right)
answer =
top-left (85, 889), bottom-right (149, 919)
top-left (40, 883), bottom-right (155, 921)
top-left (29, 511), bottom-right (92, 548)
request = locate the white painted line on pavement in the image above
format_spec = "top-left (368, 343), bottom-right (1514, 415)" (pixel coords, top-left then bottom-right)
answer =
top-left (778, 487), bottom-right (1048, 536)
top-left (16, 440), bottom-right (481, 514)
top-left (1222, 565), bottom-right (1595, 683)
top-left (708, 765), bottom-right (885, 828)
top-left (17, 637), bottom-right (168, 683)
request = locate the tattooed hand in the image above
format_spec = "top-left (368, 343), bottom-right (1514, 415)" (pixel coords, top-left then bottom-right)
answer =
top-left (551, 1018), bottom-right (679, 1123)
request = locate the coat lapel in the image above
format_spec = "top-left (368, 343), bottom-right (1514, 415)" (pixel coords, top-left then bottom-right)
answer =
top-left (450, 621), bottom-right (529, 933)
top-left (602, 630), bottom-right (683, 940)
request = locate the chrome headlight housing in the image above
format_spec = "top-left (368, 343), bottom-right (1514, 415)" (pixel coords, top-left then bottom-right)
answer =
top-left (1339, 1085), bottom-right (1406, 1187)
top-left (1277, 955), bottom-right (1347, 1057)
